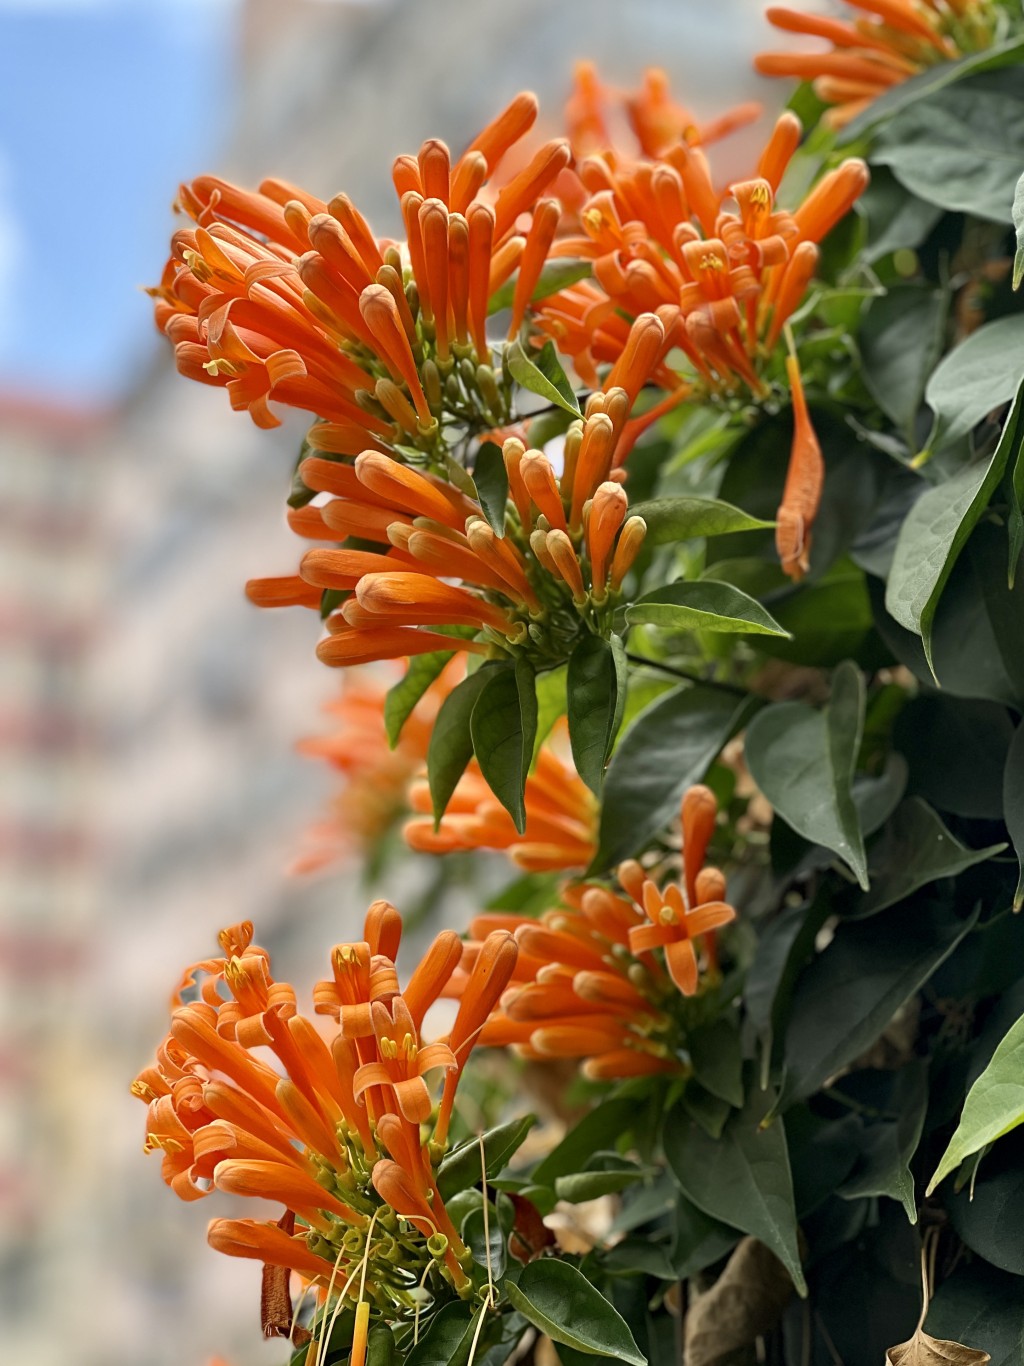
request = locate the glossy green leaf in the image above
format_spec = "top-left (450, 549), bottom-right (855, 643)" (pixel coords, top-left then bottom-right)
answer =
top-left (859, 284), bottom-right (946, 438)
top-left (1014, 169), bottom-right (1024, 291)
top-left (489, 259), bottom-right (591, 314)
top-left (506, 338), bottom-right (580, 417)
top-left (472, 441), bottom-right (509, 537)
top-left (839, 36), bottom-right (1024, 140)
top-left (664, 1085), bottom-right (806, 1296)
top-left (871, 84), bottom-right (1024, 224)
top-left (857, 166), bottom-right (943, 265)
top-left (926, 1261), bottom-right (1024, 1366)
top-left (922, 316), bottom-right (1024, 455)
top-left (555, 1156), bottom-right (652, 1203)
top-left (745, 660), bottom-right (868, 888)
top-left (887, 379), bottom-right (1024, 670)
top-left (566, 634), bottom-right (626, 794)
top-left (847, 799), bottom-right (1006, 920)
top-left (405, 1301), bottom-right (481, 1366)
top-left (1005, 394), bottom-right (1024, 587)
top-left (744, 893), bottom-right (831, 1059)
top-left (471, 659), bottom-right (538, 833)
top-left (437, 1115), bottom-right (537, 1201)
top-left (384, 650), bottom-right (454, 748)
top-left (928, 1008), bottom-right (1024, 1193)
top-left (837, 1062), bottom-right (927, 1222)
top-left (627, 495), bottom-right (773, 545)
top-left (1005, 723), bottom-right (1024, 911)
top-left (626, 580), bottom-right (789, 638)
top-left (505, 1264), bottom-right (645, 1363)
top-left (894, 693), bottom-right (1014, 820)
top-left (463, 1202), bottom-right (508, 1280)
top-left (428, 665), bottom-right (500, 823)
top-left (783, 900), bottom-right (978, 1104)
top-left (680, 1081), bottom-right (732, 1139)
top-left (591, 684), bottom-right (755, 872)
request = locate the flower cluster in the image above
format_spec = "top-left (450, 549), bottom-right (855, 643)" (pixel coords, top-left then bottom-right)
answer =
top-left (248, 368), bottom-right (657, 670)
top-left (466, 785), bottom-right (736, 1080)
top-left (755, 0), bottom-right (1008, 128)
top-left (133, 907), bottom-right (517, 1345)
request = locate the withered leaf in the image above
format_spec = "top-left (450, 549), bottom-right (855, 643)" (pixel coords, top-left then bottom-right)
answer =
top-left (886, 1329), bottom-right (991, 1365)
top-left (685, 1236), bottom-right (796, 1366)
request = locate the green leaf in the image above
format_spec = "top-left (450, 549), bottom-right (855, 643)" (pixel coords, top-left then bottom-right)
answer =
top-left (680, 1081), bottom-right (732, 1138)
top-left (1005, 723), bottom-right (1024, 912)
top-left (859, 284), bottom-right (947, 439)
top-left (506, 338), bottom-right (580, 417)
top-left (489, 259), bottom-right (592, 314)
top-left (871, 83), bottom-right (1024, 224)
top-left (839, 36), bottom-right (1024, 139)
top-left (531, 1097), bottom-right (638, 1188)
top-left (887, 379), bottom-right (1024, 669)
top-left (1005, 394), bottom-right (1024, 587)
top-left (532, 664), bottom-right (567, 760)
top-left (664, 1085), bottom-right (806, 1296)
top-left (436, 1115), bottom-right (538, 1201)
top-left (472, 441), bottom-right (509, 537)
top-left (926, 1262), bottom-right (1024, 1366)
top-left (948, 1126), bottom-right (1024, 1274)
top-left (503, 1260), bottom-right (646, 1365)
top-left (463, 1202), bottom-right (508, 1279)
top-left (627, 496), bottom-right (774, 545)
top-left (783, 900), bottom-right (978, 1105)
top-left (671, 1193), bottom-right (740, 1278)
top-left (846, 799), bottom-right (1006, 920)
top-left (1014, 169), bottom-right (1024, 292)
top-left (745, 660), bottom-right (868, 889)
top-left (555, 1156), bottom-right (652, 1203)
top-left (384, 651), bottom-right (454, 748)
top-left (856, 166), bottom-right (943, 265)
top-left (471, 659), bottom-right (538, 834)
top-left (922, 315), bottom-right (1024, 455)
top-left (405, 1301), bottom-right (480, 1366)
top-left (745, 894), bottom-right (831, 1058)
top-left (427, 665), bottom-right (497, 823)
top-left (688, 1019), bottom-right (744, 1108)
top-left (567, 634), bottom-right (627, 794)
top-left (837, 1062), bottom-right (928, 1222)
top-left (928, 1008), bottom-right (1024, 1194)
top-left (591, 684), bottom-right (755, 872)
top-left (626, 580), bottom-right (790, 638)
top-left (894, 693), bottom-right (1014, 819)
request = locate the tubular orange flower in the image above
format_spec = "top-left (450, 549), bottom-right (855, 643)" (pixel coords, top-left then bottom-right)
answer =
top-left (150, 91), bottom-right (566, 449)
top-left (404, 727), bottom-right (598, 873)
top-left (620, 784), bottom-right (736, 997)
top-left (754, 1), bottom-right (1005, 128)
top-left (537, 111), bottom-right (867, 577)
top-left (132, 905), bottom-right (517, 1328)
top-left (456, 784), bottom-right (738, 1079)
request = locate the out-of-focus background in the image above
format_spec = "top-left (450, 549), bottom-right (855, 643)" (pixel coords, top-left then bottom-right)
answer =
top-left (0, 1), bottom-right (783, 1360)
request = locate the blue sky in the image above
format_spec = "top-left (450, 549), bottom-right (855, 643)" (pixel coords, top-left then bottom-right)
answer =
top-left (0, 0), bottom-right (240, 408)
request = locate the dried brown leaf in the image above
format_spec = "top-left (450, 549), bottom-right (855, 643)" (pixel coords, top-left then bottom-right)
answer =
top-left (685, 1235), bottom-right (795, 1366)
top-left (886, 1329), bottom-right (991, 1365)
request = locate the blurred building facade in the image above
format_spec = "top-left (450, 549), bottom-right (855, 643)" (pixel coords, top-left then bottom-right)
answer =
top-left (0, 2), bottom-right (777, 1362)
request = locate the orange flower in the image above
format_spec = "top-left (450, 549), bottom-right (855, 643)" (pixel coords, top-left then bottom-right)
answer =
top-left (246, 338), bottom-right (655, 669)
top-left (565, 62), bottom-right (762, 162)
top-left (537, 112), bottom-right (867, 577)
top-left (292, 662), bottom-right (460, 873)
top-left (132, 904), bottom-right (518, 1323)
top-left (620, 785), bottom-right (737, 997)
top-left (458, 784), bottom-right (737, 1078)
top-left (404, 727), bottom-right (598, 873)
top-left (754, 1), bottom-right (1002, 128)
top-left (150, 92), bottom-right (567, 447)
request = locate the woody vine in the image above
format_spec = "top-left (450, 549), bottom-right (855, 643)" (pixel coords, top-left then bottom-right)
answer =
top-left (134, 4), bottom-right (1024, 1363)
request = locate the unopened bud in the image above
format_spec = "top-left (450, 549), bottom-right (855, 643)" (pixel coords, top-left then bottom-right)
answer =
top-left (421, 359), bottom-right (443, 412)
